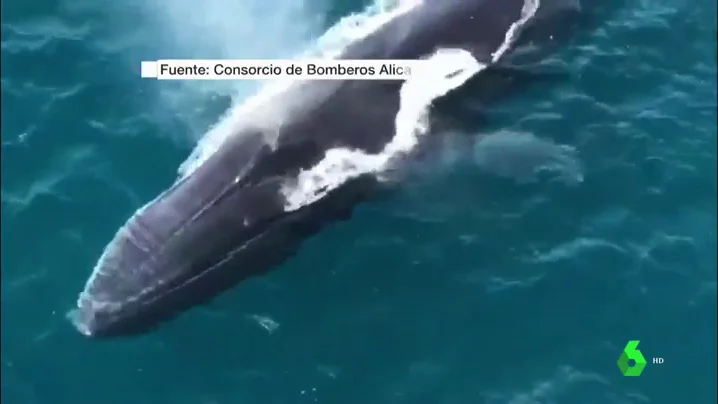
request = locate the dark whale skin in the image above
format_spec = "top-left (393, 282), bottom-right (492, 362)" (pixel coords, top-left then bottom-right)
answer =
top-left (70, 0), bottom-right (594, 338)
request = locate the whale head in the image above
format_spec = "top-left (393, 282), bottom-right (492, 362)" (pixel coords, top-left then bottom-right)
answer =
top-left (68, 132), bottom-right (295, 337)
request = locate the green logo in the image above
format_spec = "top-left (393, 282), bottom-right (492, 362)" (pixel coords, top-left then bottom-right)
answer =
top-left (617, 340), bottom-right (647, 376)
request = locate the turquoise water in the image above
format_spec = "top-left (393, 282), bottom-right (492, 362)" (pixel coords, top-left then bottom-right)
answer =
top-left (2, 0), bottom-right (717, 403)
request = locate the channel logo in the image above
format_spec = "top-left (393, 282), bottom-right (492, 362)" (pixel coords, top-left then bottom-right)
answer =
top-left (617, 340), bottom-right (664, 376)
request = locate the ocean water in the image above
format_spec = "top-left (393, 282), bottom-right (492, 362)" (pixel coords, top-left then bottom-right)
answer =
top-left (1, 0), bottom-right (717, 403)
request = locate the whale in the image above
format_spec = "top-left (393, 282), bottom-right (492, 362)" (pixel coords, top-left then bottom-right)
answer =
top-left (70, 0), bottom-right (597, 338)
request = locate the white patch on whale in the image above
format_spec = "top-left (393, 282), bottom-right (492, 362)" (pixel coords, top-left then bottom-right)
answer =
top-left (280, 49), bottom-right (484, 211)
top-left (280, 0), bottom-right (543, 211)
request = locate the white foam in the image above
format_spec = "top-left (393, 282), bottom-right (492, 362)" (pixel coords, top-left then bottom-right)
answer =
top-left (492, 0), bottom-right (541, 63)
top-left (138, 0), bottom-right (321, 147)
top-left (301, 0), bottom-right (422, 59)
